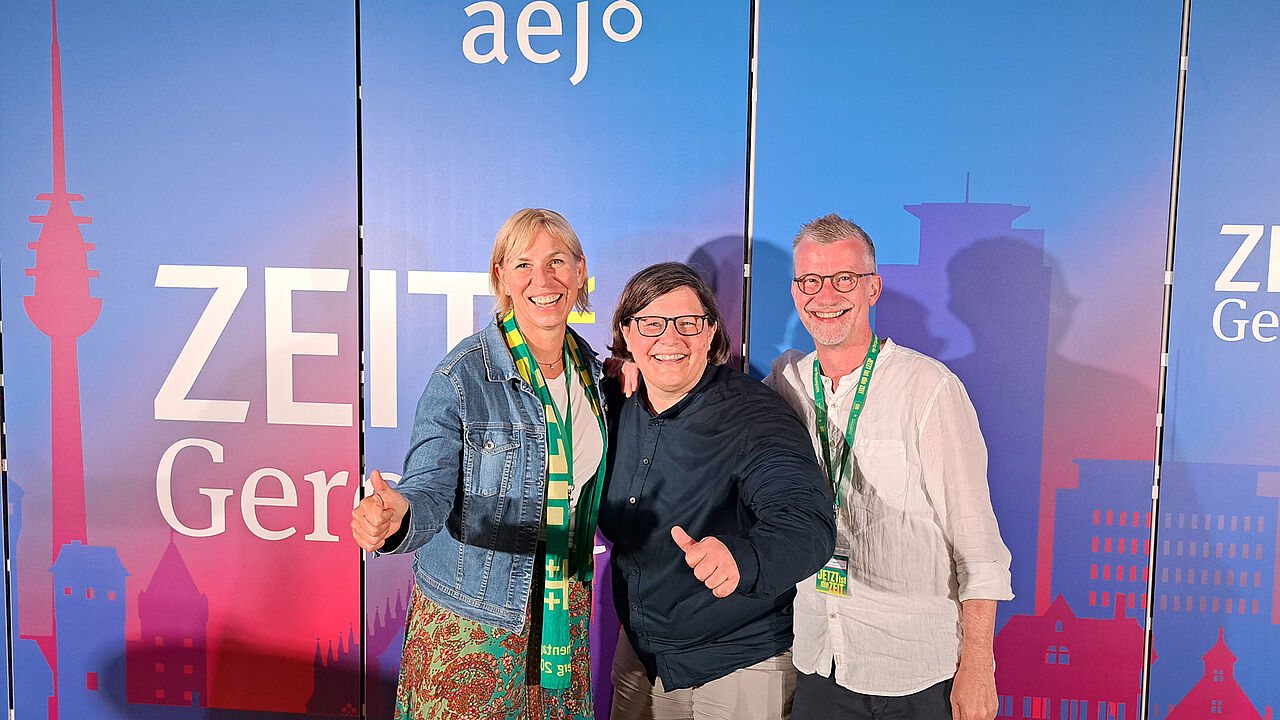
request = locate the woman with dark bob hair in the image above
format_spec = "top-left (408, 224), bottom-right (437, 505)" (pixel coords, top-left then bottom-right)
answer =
top-left (599, 262), bottom-right (835, 720)
top-left (352, 208), bottom-right (606, 719)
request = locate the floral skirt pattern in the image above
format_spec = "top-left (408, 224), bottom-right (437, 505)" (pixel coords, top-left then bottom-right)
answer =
top-left (394, 578), bottom-right (593, 720)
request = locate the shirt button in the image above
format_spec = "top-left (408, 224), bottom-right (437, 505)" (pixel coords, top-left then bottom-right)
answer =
top-left (629, 497), bottom-right (637, 504)
top-left (641, 458), bottom-right (650, 465)
top-left (483, 441), bottom-right (494, 449)
top-left (632, 604), bottom-right (640, 610)
top-left (829, 613), bottom-right (838, 620)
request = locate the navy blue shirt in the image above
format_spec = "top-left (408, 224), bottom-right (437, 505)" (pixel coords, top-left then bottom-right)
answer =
top-left (599, 363), bottom-right (835, 690)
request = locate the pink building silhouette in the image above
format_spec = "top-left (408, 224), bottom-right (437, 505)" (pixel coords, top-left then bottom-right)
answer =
top-left (25, 0), bottom-right (99, 562)
top-left (23, 2), bottom-right (102, 714)
top-left (994, 595), bottom-right (1146, 720)
top-left (1159, 628), bottom-right (1272, 720)
top-left (127, 536), bottom-right (208, 706)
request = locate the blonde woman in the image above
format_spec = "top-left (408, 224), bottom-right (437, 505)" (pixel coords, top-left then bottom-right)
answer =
top-left (352, 209), bottom-right (607, 719)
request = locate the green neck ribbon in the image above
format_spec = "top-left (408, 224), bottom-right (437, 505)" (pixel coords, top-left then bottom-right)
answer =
top-left (812, 335), bottom-right (881, 509)
top-left (500, 311), bottom-right (607, 689)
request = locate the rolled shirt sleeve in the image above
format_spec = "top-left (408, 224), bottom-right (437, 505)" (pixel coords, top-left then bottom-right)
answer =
top-left (770, 341), bottom-right (1013, 696)
top-left (918, 375), bottom-right (1014, 603)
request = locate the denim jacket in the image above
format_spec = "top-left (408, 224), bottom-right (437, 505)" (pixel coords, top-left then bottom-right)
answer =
top-left (383, 319), bottom-right (605, 630)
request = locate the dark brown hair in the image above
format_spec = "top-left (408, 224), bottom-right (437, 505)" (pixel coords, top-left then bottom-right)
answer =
top-left (609, 262), bottom-right (731, 365)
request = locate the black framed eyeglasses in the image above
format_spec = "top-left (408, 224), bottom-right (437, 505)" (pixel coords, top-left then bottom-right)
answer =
top-left (792, 271), bottom-right (876, 295)
top-left (628, 314), bottom-right (710, 337)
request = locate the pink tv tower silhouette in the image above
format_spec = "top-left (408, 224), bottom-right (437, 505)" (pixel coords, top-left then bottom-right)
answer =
top-left (24, 0), bottom-right (98, 562)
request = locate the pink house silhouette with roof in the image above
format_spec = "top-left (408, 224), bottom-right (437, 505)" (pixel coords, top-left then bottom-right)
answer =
top-left (1160, 628), bottom-right (1272, 720)
top-left (994, 594), bottom-right (1145, 720)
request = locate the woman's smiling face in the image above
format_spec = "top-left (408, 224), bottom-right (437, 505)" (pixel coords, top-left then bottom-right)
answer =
top-left (622, 286), bottom-right (715, 406)
top-left (495, 229), bottom-right (586, 333)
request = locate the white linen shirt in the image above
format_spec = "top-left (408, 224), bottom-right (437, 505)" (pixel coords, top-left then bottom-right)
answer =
top-left (765, 339), bottom-right (1013, 696)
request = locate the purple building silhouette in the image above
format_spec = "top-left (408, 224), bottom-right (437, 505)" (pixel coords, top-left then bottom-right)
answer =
top-left (10, 482), bottom-right (55, 719)
top-left (1052, 459), bottom-right (1152, 621)
top-left (363, 589), bottom-right (409, 719)
top-left (306, 625), bottom-right (360, 716)
top-left (878, 199), bottom-right (1050, 624)
top-left (1154, 467), bottom-right (1277, 621)
top-left (52, 542), bottom-right (129, 719)
top-left (1147, 459), bottom-right (1280, 718)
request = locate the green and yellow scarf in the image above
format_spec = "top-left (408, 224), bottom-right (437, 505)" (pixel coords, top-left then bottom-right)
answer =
top-left (500, 311), bottom-right (607, 690)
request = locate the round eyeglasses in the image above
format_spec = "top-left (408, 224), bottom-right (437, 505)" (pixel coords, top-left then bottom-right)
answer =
top-left (628, 314), bottom-right (710, 337)
top-left (792, 271), bottom-right (876, 295)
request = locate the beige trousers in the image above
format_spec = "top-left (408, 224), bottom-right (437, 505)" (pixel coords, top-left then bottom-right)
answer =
top-left (609, 630), bottom-right (796, 720)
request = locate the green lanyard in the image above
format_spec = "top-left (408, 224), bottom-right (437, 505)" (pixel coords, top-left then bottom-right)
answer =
top-left (812, 335), bottom-right (880, 508)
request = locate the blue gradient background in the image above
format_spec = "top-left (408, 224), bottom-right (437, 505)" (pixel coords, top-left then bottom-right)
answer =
top-left (1165, 0), bottom-right (1280, 467)
top-left (751, 2), bottom-right (1177, 371)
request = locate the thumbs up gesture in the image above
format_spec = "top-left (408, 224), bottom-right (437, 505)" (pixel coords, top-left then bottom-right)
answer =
top-left (672, 526), bottom-right (739, 598)
top-left (351, 470), bottom-right (410, 552)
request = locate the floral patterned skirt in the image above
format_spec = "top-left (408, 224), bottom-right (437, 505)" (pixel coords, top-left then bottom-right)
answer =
top-left (394, 574), bottom-right (593, 720)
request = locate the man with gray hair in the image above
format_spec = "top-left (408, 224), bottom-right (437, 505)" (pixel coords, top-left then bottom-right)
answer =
top-left (765, 214), bottom-right (1013, 720)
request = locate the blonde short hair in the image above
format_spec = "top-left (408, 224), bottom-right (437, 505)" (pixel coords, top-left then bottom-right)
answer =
top-left (489, 208), bottom-right (590, 317)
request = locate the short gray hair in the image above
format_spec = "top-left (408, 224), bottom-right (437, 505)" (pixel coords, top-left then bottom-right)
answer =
top-left (794, 213), bottom-right (876, 271)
